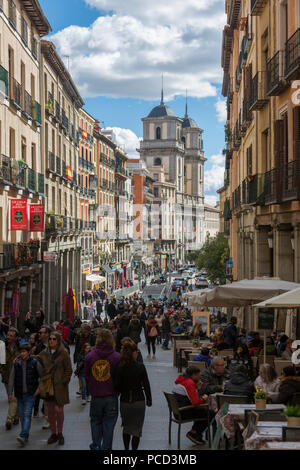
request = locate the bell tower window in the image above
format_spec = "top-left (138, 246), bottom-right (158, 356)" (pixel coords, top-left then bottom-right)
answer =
top-left (156, 127), bottom-right (161, 140)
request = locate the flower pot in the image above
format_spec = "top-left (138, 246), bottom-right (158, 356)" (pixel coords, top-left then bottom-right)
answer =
top-left (287, 416), bottom-right (300, 427)
top-left (255, 399), bottom-right (267, 410)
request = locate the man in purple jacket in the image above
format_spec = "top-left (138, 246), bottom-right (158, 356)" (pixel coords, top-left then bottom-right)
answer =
top-left (84, 329), bottom-right (120, 451)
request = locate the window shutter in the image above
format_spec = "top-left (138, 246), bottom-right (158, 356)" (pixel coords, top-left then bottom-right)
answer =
top-left (293, 106), bottom-right (300, 161)
top-left (275, 119), bottom-right (284, 202)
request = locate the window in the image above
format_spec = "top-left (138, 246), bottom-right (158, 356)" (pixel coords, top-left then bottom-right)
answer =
top-left (154, 157), bottom-right (161, 166)
top-left (32, 33), bottom-right (37, 59)
top-left (156, 127), bottom-right (161, 140)
top-left (9, 0), bottom-right (16, 29)
top-left (21, 17), bottom-right (28, 46)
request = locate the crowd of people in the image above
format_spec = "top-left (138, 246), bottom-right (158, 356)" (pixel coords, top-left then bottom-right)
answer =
top-left (0, 296), bottom-right (299, 450)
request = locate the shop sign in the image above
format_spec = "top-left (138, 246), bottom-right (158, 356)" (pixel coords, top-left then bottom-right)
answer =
top-left (11, 199), bottom-right (27, 230)
top-left (30, 204), bottom-right (44, 232)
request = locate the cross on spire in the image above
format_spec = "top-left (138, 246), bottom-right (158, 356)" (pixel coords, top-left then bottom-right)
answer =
top-left (185, 89), bottom-right (188, 118)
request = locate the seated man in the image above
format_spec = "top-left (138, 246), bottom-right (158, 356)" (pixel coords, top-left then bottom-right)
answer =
top-left (199, 356), bottom-right (229, 395)
top-left (193, 347), bottom-right (212, 367)
top-left (173, 366), bottom-right (208, 445)
top-left (224, 365), bottom-right (255, 399)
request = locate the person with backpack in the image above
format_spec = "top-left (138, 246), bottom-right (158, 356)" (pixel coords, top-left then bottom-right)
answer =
top-left (74, 343), bottom-right (91, 405)
top-left (145, 316), bottom-right (159, 359)
top-left (8, 342), bottom-right (43, 447)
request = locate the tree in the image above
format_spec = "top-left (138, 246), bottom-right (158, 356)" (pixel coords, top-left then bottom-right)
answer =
top-left (195, 234), bottom-right (230, 284)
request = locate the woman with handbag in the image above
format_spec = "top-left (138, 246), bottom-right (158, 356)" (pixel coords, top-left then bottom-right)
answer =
top-left (37, 331), bottom-right (72, 445)
top-left (114, 341), bottom-right (152, 450)
top-left (145, 316), bottom-right (159, 359)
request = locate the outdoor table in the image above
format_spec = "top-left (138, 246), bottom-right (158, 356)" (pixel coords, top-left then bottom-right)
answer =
top-left (215, 404), bottom-right (284, 440)
top-left (263, 441), bottom-right (300, 450)
top-left (244, 423), bottom-right (286, 450)
top-left (172, 335), bottom-right (191, 366)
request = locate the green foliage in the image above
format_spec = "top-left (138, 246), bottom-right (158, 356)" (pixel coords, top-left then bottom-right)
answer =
top-left (254, 390), bottom-right (268, 400)
top-left (194, 234), bottom-right (230, 284)
top-left (283, 405), bottom-right (300, 417)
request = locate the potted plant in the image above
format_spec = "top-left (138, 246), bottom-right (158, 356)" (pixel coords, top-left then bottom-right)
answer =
top-left (283, 405), bottom-right (300, 427)
top-left (254, 389), bottom-right (267, 409)
top-left (191, 338), bottom-right (199, 347)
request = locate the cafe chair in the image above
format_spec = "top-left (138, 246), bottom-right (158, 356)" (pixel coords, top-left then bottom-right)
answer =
top-left (274, 360), bottom-right (293, 377)
top-left (218, 349), bottom-right (234, 358)
top-left (282, 426), bottom-right (300, 442)
top-left (216, 394), bottom-right (251, 410)
top-left (187, 361), bottom-right (206, 371)
top-left (163, 392), bottom-right (211, 450)
top-left (244, 408), bottom-right (285, 426)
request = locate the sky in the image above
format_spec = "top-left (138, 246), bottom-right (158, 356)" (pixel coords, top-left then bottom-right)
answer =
top-left (39, 0), bottom-right (226, 206)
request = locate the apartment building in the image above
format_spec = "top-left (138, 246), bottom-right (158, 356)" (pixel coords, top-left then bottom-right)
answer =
top-left (41, 39), bottom-right (84, 322)
top-left (0, 0), bottom-right (50, 328)
top-left (221, 0), bottom-right (300, 335)
top-left (204, 204), bottom-right (220, 240)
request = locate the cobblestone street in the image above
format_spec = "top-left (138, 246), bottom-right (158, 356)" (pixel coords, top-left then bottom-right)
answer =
top-left (0, 339), bottom-right (208, 451)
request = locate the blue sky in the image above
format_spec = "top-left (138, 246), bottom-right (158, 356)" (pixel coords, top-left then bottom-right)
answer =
top-left (39, 0), bottom-right (226, 205)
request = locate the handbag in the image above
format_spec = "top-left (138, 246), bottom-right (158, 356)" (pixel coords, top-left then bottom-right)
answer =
top-left (39, 362), bottom-right (56, 400)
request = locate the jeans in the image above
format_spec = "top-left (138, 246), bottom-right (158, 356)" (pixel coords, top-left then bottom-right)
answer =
top-left (90, 395), bottom-right (119, 450)
top-left (146, 336), bottom-right (156, 355)
top-left (17, 394), bottom-right (35, 439)
top-left (80, 373), bottom-right (87, 400)
top-left (162, 332), bottom-right (170, 348)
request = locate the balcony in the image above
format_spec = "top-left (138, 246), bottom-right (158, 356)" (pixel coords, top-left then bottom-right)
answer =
top-left (56, 156), bottom-right (61, 176)
top-left (32, 101), bottom-right (41, 125)
top-left (241, 174), bottom-right (265, 206)
top-left (249, 71), bottom-right (268, 111)
top-left (55, 101), bottom-right (60, 122)
top-left (282, 160), bottom-right (300, 202)
top-left (233, 121), bottom-right (241, 149)
top-left (38, 173), bottom-right (44, 195)
top-left (264, 168), bottom-right (277, 205)
top-left (45, 92), bottom-right (54, 115)
top-left (267, 51), bottom-right (288, 96)
top-left (116, 166), bottom-right (127, 177)
top-left (228, 0), bottom-right (241, 29)
top-left (0, 242), bottom-right (40, 271)
top-left (46, 214), bottom-right (64, 236)
top-left (27, 168), bottom-right (36, 192)
top-left (251, 0), bottom-right (267, 16)
top-left (242, 97), bottom-right (252, 129)
top-left (61, 110), bottom-right (69, 133)
top-left (224, 199), bottom-right (232, 221)
top-left (10, 77), bottom-right (22, 109)
top-left (232, 186), bottom-right (241, 212)
top-left (47, 152), bottom-right (55, 172)
top-left (285, 28), bottom-right (300, 80)
top-left (23, 90), bottom-right (33, 119)
top-left (0, 65), bottom-right (9, 98)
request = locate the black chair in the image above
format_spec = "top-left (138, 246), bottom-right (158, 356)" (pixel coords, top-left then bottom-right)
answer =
top-left (244, 408), bottom-right (285, 426)
top-left (163, 392), bottom-right (211, 450)
top-left (282, 426), bottom-right (300, 442)
top-left (216, 394), bottom-right (251, 410)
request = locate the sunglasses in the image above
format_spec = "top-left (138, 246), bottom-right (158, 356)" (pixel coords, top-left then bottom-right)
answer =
top-left (49, 338), bottom-right (57, 341)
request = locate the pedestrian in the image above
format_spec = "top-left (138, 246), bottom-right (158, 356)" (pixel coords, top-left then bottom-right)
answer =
top-left (145, 315), bottom-right (159, 359)
top-left (84, 329), bottom-right (120, 451)
top-left (33, 325), bottom-right (53, 426)
top-left (128, 315), bottom-right (142, 345)
top-left (37, 331), bottom-right (72, 445)
top-left (162, 313), bottom-right (171, 350)
top-left (74, 343), bottom-right (91, 405)
top-left (115, 316), bottom-right (130, 353)
top-left (1, 328), bottom-right (20, 430)
top-left (114, 341), bottom-right (152, 450)
top-left (223, 316), bottom-right (238, 348)
top-left (8, 342), bottom-right (43, 447)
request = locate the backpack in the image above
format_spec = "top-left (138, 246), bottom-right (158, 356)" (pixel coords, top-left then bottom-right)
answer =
top-left (149, 326), bottom-right (158, 337)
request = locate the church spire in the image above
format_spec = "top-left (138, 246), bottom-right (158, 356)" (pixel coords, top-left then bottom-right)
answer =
top-left (160, 74), bottom-right (164, 105)
top-left (185, 89), bottom-right (188, 118)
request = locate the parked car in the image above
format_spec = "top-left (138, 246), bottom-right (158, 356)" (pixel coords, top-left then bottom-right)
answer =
top-left (195, 278), bottom-right (209, 289)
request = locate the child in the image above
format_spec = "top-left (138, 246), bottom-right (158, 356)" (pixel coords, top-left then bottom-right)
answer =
top-left (8, 342), bottom-right (43, 447)
top-left (74, 343), bottom-right (91, 405)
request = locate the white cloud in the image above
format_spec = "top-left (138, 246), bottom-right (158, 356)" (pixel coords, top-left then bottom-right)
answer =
top-left (205, 195), bottom-right (218, 206)
top-left (49, 0), bottom-right (225, 101)
top-left (104, 127), bottom-right (141, 157)
top-left (215, 97), bottom-right (227, 122)
top-left (204, 151), bottom-right (225, 203)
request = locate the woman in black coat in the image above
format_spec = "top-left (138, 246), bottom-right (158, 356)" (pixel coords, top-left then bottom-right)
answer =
top-left (224, 365), bottom-right (255, 399)
top-left (114, 342), bottom-right (152, 450)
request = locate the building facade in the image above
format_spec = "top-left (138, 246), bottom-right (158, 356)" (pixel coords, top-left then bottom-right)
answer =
top-left (204, 204), bottom-right (220, 240)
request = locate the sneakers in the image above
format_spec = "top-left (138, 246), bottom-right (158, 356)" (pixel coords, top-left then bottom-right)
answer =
top-left (5, 421), bottom-right (12, 431)
top-left (57, 433), bottom-right (64, 445)
top-left (76, 391), bottom-right (82, 396)
top-left (47, 434), bottom-right (58, 444)
top-left (42, 422), bottom-right (50, 430)
top-left (13, 418), bottom-right (19, 426)
top-left (186, 431), bottom-right (205, 446)
top-left (86, 396), bottom-right (91, 403)
top-left (82, 399), bottom-right (86, 406)
top-left (16, 436), bottom-right (26, 447)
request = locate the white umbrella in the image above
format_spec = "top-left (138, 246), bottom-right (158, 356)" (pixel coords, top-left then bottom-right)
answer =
top-left (254, 287), bottom-right (300, 308)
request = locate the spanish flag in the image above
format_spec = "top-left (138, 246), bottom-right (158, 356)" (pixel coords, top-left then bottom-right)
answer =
top-left (82, 129), bottom-right (87, 139)
top-left (66, 166), bottom-right (73, 181)
top-left (73, 289), bottom-right (77, 311)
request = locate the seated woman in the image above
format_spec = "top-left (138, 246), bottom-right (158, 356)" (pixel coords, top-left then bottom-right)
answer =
top-left (211, 334), bottom-right (229, 351)
top-left (281, 338), bottom-right (295, 361)
top-left (271, 366), bottom-right (300, 405)
top-left (228, 343), bottom-right (253, 377)
top-left (254, 364), bottom-right (280, 401)
top-left (224, 365), bottom-right (255, 399)
top-left (173, 366), bottom-right (208, 446)
top-left (193, 347), bottom-right (212, 367)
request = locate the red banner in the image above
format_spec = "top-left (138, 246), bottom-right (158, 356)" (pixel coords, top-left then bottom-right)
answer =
top-left (11, 199), bottom-right (27, 230)
top-left (30, 204), bottom-right (44, 232)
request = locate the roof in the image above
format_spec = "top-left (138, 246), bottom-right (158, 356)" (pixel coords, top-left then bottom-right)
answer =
top-left (205, 204), bottom-right (220, 212)
top-left (182, 116), bottom-right (199, 129)
top-left (148, 104), bottom-right (176, 118)
top-left (21, 0), bottom-right (52, 37)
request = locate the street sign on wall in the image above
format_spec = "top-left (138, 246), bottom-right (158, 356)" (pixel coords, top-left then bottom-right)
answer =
top-left (44, 252), bottom-right (57, 261)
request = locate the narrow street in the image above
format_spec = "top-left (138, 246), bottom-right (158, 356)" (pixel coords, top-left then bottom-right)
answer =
top-left (0, 339), bottom-right (209, 451)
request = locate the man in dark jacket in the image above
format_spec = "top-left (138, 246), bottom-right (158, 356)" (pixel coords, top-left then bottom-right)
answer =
top-left (84, 329), bottom-right (120, 451)
top-left (199, 356), bottom-right (229, 395)
top-left (162, 314), bottom-right (171, 350)
top-left (8, 342), bottom-right (43, 447)
top-left (107, 300), bottom-right (117, 320)
top-left (272, 366), bottom-right (300, 405)
top-left (74, 324), bottom-right (96, 364)
top-left (224, 365), bottom-right (255, 399)
top-left (1, 328), bottom-right (20, 430)
top-left (223, 316), bottom-right (238, 348)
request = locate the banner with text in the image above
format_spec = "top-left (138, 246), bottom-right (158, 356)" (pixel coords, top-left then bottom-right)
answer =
top-left (30, 204), bottom-right (44, 232)
top-left (10, 199), bottom-right (27, 230)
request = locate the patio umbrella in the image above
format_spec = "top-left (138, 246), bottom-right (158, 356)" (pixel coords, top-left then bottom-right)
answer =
top-left (63, 288), bottom-right (75, 323)
top-left (183, 278), bottom-right (300, 308)
top-left (254, 287), bottom-right (300, 308)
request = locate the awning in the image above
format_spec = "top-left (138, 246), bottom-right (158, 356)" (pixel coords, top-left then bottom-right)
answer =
top-left (183, 278), bottom-right (300, 308)
top-left (254, 287), bottom-right (300, 308)
top-left (102, 265), bottom-right (113, 275)
top-left (86, 274), bottom-right (106, 283)
top-left (117, 268), bottom-right (124, 274)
